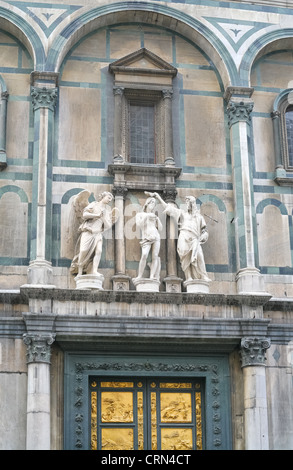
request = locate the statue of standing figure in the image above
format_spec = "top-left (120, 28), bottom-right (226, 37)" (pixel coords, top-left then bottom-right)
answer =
top-left (133, 193), bottom-right (162, 284)
top-left (70, 190), bottom-right (118, 277)
top-left (149, 192), bottom-right (210, 283)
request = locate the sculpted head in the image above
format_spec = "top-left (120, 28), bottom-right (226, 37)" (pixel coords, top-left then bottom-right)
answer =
top-left (143, 197), bottom-right (156, 212)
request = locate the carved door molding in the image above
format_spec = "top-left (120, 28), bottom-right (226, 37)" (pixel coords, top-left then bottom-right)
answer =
top-left (64, 353), bottom-right (232, 450)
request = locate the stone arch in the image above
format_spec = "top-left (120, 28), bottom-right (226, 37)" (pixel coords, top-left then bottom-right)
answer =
top-left (240, 29), bottom-right (293, 87)
top-left (46, 1), bottom-right (236, 90)
top-left (0, 6), bottom-right (45, 69)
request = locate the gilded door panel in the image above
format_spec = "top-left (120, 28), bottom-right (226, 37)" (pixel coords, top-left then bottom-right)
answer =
top-left (90, 378), bottom-right (203, 450)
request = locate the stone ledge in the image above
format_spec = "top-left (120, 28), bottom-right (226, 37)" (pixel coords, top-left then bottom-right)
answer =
top-left (17, 287), bottom-right (272, 307)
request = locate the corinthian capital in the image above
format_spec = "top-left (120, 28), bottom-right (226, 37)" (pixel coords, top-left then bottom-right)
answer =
top-left (227, 100), bottom-right (254, 127)
top-left (31, 86), bottom-right (58, 111)
top-left (23, 333), bottom-right (56, 364)
top-left (239, 336), bottom-right (271, 367)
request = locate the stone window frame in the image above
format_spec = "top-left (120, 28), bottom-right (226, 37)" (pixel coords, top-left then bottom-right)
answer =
top-left (109, 48), bottom-right (177, 168)
top-left (123, 88), bottom-right (163, 165)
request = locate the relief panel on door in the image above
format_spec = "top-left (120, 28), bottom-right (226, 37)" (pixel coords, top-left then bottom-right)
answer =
top-left (90, 378), bottom-right (204, 450)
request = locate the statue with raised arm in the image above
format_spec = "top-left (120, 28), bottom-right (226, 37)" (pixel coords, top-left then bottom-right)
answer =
top-left (149, 192), bottom-right (210, 284)
top-left (133, 193), bottom-right (162, 289)
top-left (70, 190), bottom-right (118, 284)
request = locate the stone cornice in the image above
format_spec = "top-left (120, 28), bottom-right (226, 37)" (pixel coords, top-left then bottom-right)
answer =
top-left (17, 286), bottom-right (272, 307)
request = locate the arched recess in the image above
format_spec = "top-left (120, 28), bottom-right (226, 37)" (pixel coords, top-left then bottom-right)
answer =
top-left (46, 1), bottom-right (235, 90)
top-left (0, 185), bottom-right (29, 259)
top-left (240, 29), bottom-right (293, 87)
top-left (0, 7), bottom-right (46, 70)
top-left (256, 199), bottom-right (291, 269)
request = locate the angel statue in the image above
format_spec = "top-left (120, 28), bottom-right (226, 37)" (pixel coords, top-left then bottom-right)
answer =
top-left (149, 192), bottom-right (210, 283)
top-left (133, 193), bottom-right (163, 282)
top-left (70, 190), bottom-right (118, 277)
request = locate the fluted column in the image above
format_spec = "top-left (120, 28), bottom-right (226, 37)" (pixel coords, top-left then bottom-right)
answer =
top-left (163, 188), bottom-right (182, 292)
top-left (0, 90), bottom-right (8, 170)
top-left (23, 333), bottom-right (56, 450)
top-left (225, 86), bottom-right (264, 294)
top-left (27, 72), bottom-right (58, 286)
top-left (239, 336), bottom-right (271, 450)
top-left (113, 86), bottom-right (125, 163)
top-left (162, 89), bottom-right (175, 166)
top-left (111, 185), bottom-right (130, 290)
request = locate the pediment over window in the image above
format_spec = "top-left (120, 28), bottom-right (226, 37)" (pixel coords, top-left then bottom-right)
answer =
top-left (109, 48), bottom-right (177, 88)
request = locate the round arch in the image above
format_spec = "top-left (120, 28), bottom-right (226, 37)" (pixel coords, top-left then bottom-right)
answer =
top-left (46, 1), bottom-right (236, 90)
top-left (240, 28), bottom-right (293, 87)
top-left (0, 6), bottom-right (46, 70)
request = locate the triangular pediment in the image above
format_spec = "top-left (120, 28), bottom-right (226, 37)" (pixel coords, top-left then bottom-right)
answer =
top-left (109, 48), bottom-right (177, 77)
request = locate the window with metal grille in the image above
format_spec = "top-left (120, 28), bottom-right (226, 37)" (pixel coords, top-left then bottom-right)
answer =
top-left (129, 103), bottom-right (156, 164)
top-left (286, 106), bottom-right (293, 167)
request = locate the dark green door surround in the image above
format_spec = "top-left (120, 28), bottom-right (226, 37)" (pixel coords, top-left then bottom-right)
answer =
top-left (64, 351), bottom-right (232, 450)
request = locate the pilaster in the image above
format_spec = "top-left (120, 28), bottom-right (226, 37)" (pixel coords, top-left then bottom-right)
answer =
top-left (26, 72), bottom-right (58, 287)
top-left (239, 336), bottom-right (271, 450)
top-left (0, 91), bottom-right (8, 170)
top-left (225, 86), bottom-right (265, 294)
top-left (111, 185), bottom-right (131, 290)
top-left (162, 89), bottom-right (175, 166)
top-left (23, 332), bottom-right (56, 450)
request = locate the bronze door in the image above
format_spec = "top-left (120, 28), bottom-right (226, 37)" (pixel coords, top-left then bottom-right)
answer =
top-left (90, 378), bottom-right (204, 450)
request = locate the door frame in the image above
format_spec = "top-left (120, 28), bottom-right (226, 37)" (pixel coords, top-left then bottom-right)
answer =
top-left (64, 351), bottom-right (232, 450)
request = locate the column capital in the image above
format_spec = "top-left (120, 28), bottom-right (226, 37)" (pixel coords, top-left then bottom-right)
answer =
top-left (112, 185), bottom-right (128, 199)
top-left (162, 187), bottom-right (177, 203)
top-left (23, 333), bottom-right (56, 364)
top-left (239, 336), bottom-right (271, 368)
top-left (113, 86), bottom-right (125, 96)
top-left (162, 89), bottom-right (173, 100)
top-left (31, 86), bottom-right (58, 112)
top-left (226, 99), bottom-right (254, 127)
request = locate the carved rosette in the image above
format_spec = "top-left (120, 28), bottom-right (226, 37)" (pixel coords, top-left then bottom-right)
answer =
top-left (239, 337), bottom-right (271, 368)
top-left (227, 100), bottom-right (254, 128)
top-left (31, 86), bottom-right (58, 112)
top-left (23, 333), bottom-right (56, 364)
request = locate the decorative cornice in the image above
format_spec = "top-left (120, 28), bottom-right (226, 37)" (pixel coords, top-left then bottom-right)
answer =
top-left (31, 86), bottom-right (58, 111)
top-left (239, 336), bottom-right (271, 367)
top-left (23, 333), bottom-right (56, 364)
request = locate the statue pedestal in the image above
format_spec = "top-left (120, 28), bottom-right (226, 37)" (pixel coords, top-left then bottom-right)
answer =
top-left (133, 278), bottom-right (160, 292)
top-left (164, 276), bottom-right (183, 293)
top-left (183, 279), bottom-right (210, 293)
top-left (112, 274), bottom-right (131, 291)
top-left (74, 273), bottom-right (104, 290)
